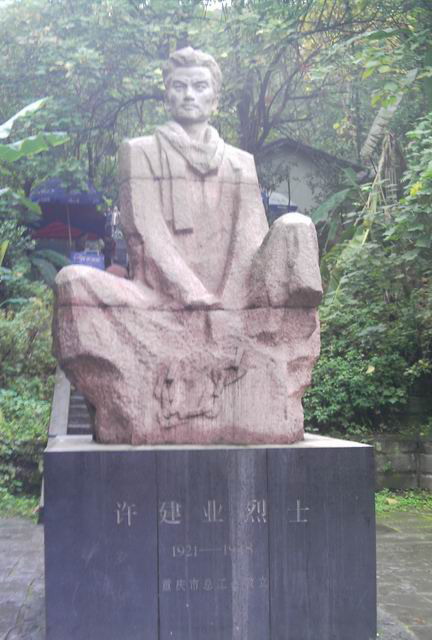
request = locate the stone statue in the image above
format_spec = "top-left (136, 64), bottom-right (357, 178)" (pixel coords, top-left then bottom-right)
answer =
top-left (53, 47), bottom-right (322, 445)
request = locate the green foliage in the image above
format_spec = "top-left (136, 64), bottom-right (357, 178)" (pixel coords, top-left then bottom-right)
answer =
top-left (0, 101), bottom-right (70, 291)
top-left (0, 131), bottom-right (68, 163)
top-left (0, 240), bottom-right (8, 266)
top-left (0, 388), bottom-right (50, 495)
top-left (305, 110), bottom-right (432, 436)
top-left (0, 0), bottom-right (427, 180)
top-left (310, 188), bottom-right (352, 225)
top-left (0, 293), bottom-right (56, 393)
top-left (375, 489), bottom-right (432, 514)
top-left (0, 0), bottom-right (414, 181)
top-left (0, 0), bottom-right (199, 195)
top-left (45, 158), bottom-right (91, 192)
top-left (0, 217), bottom-right (33, 270)
top-left (304, 284), bottom-right (416, 435)
top-left (385, 112), bottom-right (432, 271)
top-left (0, 293), bottom-right (54, 500)
top-left (314, 2), bottom-right (432, 163)
top-left (0, 98), bottom-right (47, 139)
top-left (0, 487), bottom-right (39, 521)
top-left (0, 98), bottom-right (66, 509)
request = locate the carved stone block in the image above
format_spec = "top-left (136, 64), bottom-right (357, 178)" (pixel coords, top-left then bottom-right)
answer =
top-left (54, 303), bottom-right (320, 445)
top-left (52, 47), bottom-right (323, 445)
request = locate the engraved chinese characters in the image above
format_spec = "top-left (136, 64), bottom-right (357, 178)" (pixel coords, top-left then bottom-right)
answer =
top-left (114, 496), bottom-right (309, 531)
top-left (156, 449), bottom-right (271, 638)
top-left (158, 498), bottom-right (267, 526)
top-left (115, 501), bottom-right (137, 527)
top-left (53, 47), bottom-right (323, 445)
top-left (45, 440), bottom-right (377, 640)
top-left (159, 497), bottom-right (269, 597)
top-left (153, 448), bottom-right (320, 639)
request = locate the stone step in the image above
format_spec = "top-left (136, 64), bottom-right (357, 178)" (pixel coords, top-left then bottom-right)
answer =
top-left (67, 423), bottom-right (92, 435)
top-left (69, 398), bottom-right (87, 407)
top-left (68, 410), bottom-right (91, 421)
top-left (68, 389), bottom-right (91, 435)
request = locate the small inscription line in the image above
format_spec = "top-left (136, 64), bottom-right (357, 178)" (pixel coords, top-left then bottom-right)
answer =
top-left (161, 576), bottom-right (269, 593)
top-left (171, 542), bottom-right (255, 558)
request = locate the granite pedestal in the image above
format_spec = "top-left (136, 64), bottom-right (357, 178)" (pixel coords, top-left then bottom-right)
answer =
top-left (44, 435), bottom-right (376, 640)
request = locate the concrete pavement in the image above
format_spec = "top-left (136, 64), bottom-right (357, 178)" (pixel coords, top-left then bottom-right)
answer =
top-left (0, 518), bottom-right (44, 640)
top-left (377, 513), bottom-right (432, 640)
top-left (0, 512), bottom-right (430, 639)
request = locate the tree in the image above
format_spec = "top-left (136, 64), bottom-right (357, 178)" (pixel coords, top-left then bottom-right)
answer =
top-left (0, 0), bottom-right (214, 197)
top-left (1, 0), bottom-right (421, 197)
top-left (0, 100), bottom-right (69, 296)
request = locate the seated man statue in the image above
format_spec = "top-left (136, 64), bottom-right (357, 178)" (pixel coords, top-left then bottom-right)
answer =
top-left (54, 47), bottom-right (322, 445)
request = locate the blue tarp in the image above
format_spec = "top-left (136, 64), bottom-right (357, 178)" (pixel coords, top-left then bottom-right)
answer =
top-left (29, 178), bottom-right (105, 238)
top-left (30, 178), bottom-right (103, 206)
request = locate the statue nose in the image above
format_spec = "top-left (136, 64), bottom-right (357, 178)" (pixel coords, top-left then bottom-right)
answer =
top-left (184, 86), bottom-right (194, 99)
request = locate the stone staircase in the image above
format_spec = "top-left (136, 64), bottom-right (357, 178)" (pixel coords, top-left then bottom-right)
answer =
top-left (40, 369), bottom-right (91, 521)
top-left (67, 389), bottom-right (92, 435)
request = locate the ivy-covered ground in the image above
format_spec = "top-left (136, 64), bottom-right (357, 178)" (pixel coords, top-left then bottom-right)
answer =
top-left (376, 490), bottom-right (432, 514)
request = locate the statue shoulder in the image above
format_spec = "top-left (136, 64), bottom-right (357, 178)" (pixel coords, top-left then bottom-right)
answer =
top-left (120, 135), bottom-right (158, 154)
top-left (119, 135), bottom-right (161, 177)
top-left (224, 143), bottom-right (258, 182)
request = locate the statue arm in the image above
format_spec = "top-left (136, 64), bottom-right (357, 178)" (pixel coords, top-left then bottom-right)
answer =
top-left (119, 139), bottom-right (219, 309)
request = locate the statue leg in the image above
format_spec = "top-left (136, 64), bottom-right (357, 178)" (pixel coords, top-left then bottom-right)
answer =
top-left (54, 265), bottom-right (159, 309)
top-left (249, 212), bottom-right (323, 308)
top-left (53, 265), bottom-right (159, 444)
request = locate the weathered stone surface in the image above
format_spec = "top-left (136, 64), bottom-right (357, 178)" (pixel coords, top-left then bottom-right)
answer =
top-left (375, 473), bottom-right (418, 491)
top-left (420, 453), bottom-right (432, 474)
top-left (53, 47), bottom-right (322, 445)
top-left (375, 453), bottom-right (417, 474)
top-left (422, 440), bottom-right (432, 454)
top-left (250, 212), bottom-right (322, 308)
top-left (420, 474), bottom-right (432, 490)
top-left (54, 297), bottom-right (319, 445)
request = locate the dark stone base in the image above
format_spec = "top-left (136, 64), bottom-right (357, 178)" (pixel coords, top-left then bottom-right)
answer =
top-left (44, 435), bottom-right (376, 640)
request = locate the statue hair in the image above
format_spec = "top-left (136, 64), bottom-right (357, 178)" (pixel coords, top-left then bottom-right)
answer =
top-left (163, 47), bottom-right (222, 94)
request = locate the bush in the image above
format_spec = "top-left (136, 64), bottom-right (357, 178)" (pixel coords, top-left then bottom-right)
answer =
top-left (305, 112), bottom-right (432, 437)
top-left (0, 487), bottom-right (39, 520)
top-left (0, 291), bottom-right (55, 498)
top-left (304, 349), bottom-right (409, 437)
top-left (0, 388), bottom-right (49, 494)
top-left (0, 289), bottom-right (55, 397)
top-left (304, 240), bottom-right (431, 436)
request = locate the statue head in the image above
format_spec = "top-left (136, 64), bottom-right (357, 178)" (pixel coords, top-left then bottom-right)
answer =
top-left (163, 47), bottom-right (222, 126)
top-left (163, 47), bottom-right (222, 95)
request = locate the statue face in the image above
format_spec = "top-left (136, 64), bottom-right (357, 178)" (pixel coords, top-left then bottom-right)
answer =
top-left (165, 66), bottom-right (218, 125)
